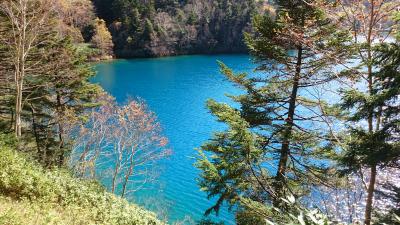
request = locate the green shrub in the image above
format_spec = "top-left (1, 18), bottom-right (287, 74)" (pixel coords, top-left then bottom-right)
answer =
top-left (0, 133), bottom-right (17, 148)
top-left (0, 145), bottom-right (165, 225)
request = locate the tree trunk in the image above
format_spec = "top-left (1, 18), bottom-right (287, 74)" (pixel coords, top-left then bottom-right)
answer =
top-left (15, 73), bottom-right (23, 137)
top-left (30, 105), bottom-right (41, 157)
top-left (275, 46), bottom-right (303, 200)
top-left (9, 108), bottom-right (14, 131)
top-left (121, 150), bottom-right (135, 198)
top-left (111, 147), bottom-right (122, 194)
top-left (56, 93), bottom-right (65, 167)
top-left (364, 165), bottom-right (377, 225)
top-left (14, 0), bottom-right (27, 138)
top-left (111, 164), bottom-right (119, 194)
top-left (364, 1), bottom-right (376, 223)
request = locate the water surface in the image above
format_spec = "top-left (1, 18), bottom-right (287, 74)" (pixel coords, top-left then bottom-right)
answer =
top-left (93, 55), bottom-right (255, 224)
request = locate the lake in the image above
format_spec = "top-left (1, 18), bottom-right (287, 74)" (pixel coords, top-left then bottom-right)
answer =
top-left (93, 54), bottom-right (255, 224)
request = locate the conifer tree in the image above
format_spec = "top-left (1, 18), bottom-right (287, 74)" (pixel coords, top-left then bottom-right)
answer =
top-left (27, 38), bottom-right (101, 166)
top-left (339, 41), bottom-right (400, 225)
top-left (335, 2), bottom-right (400, 224)
top-left (196, 0), bottom-right (349, 222)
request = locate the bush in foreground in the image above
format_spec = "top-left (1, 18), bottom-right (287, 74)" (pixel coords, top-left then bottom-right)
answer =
top-left (0, 143), bottom-right (165, 225)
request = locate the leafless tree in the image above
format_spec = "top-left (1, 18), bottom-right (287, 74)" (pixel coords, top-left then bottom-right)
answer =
top-left (0, 0), bottom-right (55, 137)
top-left (68, 94), bottom-right (171, 197)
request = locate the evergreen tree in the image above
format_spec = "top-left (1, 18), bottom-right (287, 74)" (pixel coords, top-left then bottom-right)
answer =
top-left (143, 18), bottom-right (154, 40)
top-left (196, 0), bottom-right (349, 222)
top-left (93, 0), bottom-right (116, 23)
top-left (335, 2), bottom-right (400, 224)
top-left (339, 31), bottom-right (400, 225)
top-left (30, 38), bottom-right (101, 166)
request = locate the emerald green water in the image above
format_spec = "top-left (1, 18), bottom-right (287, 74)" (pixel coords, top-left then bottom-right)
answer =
top-left (93, 55), bottom-right (254, 224)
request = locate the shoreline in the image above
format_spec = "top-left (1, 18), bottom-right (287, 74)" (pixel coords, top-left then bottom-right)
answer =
top-left (91, 52), bottom-right (251, 64)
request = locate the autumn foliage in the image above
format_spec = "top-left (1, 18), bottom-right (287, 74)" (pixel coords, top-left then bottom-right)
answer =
top-left (68, 95), bottom-right (171, 197)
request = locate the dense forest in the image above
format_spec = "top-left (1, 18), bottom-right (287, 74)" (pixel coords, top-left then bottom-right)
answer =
top-left (0, 0), bottom-right (399, 225)
top-left (10, 0), bottom-right (266, 58)
top-left (92, 0), bottom-right (261, 57)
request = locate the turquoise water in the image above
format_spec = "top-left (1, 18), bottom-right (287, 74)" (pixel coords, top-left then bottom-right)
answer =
top-left (93, 55), bottom-right (254, 224)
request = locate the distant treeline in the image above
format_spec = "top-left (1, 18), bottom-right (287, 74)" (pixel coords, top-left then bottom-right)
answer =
top-left (92, 0), bottom-right (262, 57)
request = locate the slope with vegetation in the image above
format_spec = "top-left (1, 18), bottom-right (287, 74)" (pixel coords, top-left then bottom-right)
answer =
top-left (0, 135), bottom-right (164, 225)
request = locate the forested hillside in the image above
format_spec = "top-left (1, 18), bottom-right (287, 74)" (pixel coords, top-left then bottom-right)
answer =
top-left (92, 0), bottom-right (262, 57)
top-left (55, 0), bottom-right (114, 60)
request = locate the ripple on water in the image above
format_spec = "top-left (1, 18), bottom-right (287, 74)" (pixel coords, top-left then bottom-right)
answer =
top-left (93, 54), bottom-right (254, 224)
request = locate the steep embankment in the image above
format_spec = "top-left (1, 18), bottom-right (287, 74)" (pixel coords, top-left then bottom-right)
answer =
top-left (0, 144), bottom-right (165, 225)
top-left (93, 0), bottom-right (261, 58)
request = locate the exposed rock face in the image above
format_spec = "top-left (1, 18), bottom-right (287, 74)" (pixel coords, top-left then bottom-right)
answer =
top-left (93, 0), bottom-right (261, 58)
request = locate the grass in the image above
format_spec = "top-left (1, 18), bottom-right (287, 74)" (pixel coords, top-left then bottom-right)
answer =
top-left (0, 143), bottom-right (165, 225)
